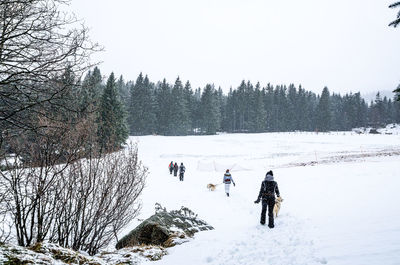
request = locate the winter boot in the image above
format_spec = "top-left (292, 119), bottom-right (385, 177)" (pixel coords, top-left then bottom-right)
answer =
top-left (226, 193), bottom-right (229, 197)
top-left (268, 218), bottom-right (274, 228)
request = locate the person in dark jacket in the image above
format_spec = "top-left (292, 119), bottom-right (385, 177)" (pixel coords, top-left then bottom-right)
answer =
top-left (169, 161), bottom-right (174, 174)
top-left (173, 162), bottom-right (178, 177)
top-left (179, 163), bottom-right (186, 181)
top-left (254, 170), bottom-right (280, 228)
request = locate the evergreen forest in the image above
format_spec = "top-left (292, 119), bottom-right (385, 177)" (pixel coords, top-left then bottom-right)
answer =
top-left (80, 68), bottom-right (400, 140)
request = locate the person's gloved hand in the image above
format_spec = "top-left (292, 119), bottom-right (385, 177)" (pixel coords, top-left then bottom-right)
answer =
top-left (233, 183), bottom-right (236, 187)
top-left (254, 199), bottom-right (260, 204)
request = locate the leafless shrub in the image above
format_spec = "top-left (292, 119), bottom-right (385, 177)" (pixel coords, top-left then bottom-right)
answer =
top-left (0, 115), bottom-right (92, 246)
top-left (49, 143), bottom-right (147, 255)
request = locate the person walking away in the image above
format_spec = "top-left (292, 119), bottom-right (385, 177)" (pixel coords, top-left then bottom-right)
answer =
top-left (179, 163), bottom-right (186, 181)
top-left (169, 161), bottom-right (174, 175)
top-left (173, 162), bottom-right (178, 177)
top-left (223, 169), bottom-right (235, 197)
top-left (254, 170), bottom-right (280, 228)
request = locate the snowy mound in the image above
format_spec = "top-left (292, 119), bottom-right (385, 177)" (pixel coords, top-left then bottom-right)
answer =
top-left (197, 160), bottom-right (250, 172)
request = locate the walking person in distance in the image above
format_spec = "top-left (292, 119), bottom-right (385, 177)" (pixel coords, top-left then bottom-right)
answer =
top-left (179, 163), bottom-right (186, 181)
top-left (223, 169), bottom-right (235, 197)
top-left (173, 162), bottom-right (178, 177)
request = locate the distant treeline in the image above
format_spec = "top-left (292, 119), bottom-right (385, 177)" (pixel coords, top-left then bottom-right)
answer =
top-left (80, 67), bottom-right (400, 141)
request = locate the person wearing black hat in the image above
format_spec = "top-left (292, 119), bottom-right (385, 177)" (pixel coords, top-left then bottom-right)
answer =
top-left (254, 170), bottom-right (280, 228)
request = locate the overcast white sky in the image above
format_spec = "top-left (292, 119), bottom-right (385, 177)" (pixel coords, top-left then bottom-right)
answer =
top-left (70, 0), bottom-right (400, 95)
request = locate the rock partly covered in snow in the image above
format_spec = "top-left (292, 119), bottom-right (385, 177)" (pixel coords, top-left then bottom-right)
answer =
top-left (116, 203), bottom-right (214, 249)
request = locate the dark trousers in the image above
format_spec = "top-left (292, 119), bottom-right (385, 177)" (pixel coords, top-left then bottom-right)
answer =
top-left (179, 172), bottom-right (184, 181)
top-left (174, 170), bottom-right (177, 176)
top-left (169, 168), bottom-right (173, 174)
top-left (260, 197), bottom-right (275, 227)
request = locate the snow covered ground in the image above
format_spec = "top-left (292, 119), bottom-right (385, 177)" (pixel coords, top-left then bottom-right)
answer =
top-left (120, 131), bottom-right (400, 265)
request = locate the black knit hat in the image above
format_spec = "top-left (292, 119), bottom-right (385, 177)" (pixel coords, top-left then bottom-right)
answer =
top-left (267, 170), bottom-right (273, 176)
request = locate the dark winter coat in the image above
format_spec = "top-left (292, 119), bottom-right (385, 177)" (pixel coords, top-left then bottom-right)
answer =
top-left (257, 174), bottom-right (280, 200)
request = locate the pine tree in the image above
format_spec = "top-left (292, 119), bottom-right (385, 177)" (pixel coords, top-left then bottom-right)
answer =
top-left (169, 77), bottom-right (189, 135)
top-left (251, 83), bottom-right (266, 132)
top-left (223, 88), bottom-right (235, 132)
top-left (192, 87), bottom-right (202, 133)
top-left (287, 84), bottom-right (298, 131)
top-left (200, 84), bottom-right (220, 134)
top-left (236, 80), bottom-right (247, 131)
top-left (80, 67), bottom-right (103, 116)
top-left (263, 83), bottom-right (274, 131)
top-left (370, 92), bottom-right (385, 126)
top-left (315, 87), bottom-right (331, 131)
top-left (116, 75), bottom-right (130, 108)
top-left (184, 81), bottom-right (195, 133)
top-left (52, 66), bottom-right (80, 120)
top-left (215, 87), bottom-right (225, 132)
top-left (128, 73), bottom-right (157, 135)
top-left (98, 72), bottom-right (128, 150)
top-left (155, 79), bottom-right (172, 135)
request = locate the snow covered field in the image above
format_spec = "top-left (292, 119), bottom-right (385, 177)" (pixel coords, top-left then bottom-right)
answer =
top-left (122, 131), bottom-right (400, 265)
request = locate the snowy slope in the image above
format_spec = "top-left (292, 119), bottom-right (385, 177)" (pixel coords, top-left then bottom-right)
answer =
top-left (118, 132), bottom-right (400, 265)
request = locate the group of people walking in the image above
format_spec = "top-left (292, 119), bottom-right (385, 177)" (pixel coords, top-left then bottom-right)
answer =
top-left (167, 161), bottom-right (281, 228)
top-left (168, 161), bottom-right (186, 181)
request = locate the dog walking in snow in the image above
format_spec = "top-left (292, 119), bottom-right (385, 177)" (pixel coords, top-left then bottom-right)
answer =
top-left (207, 183), bottom-right (217, 191)
top-left (273, 196), bottom-right (283, 218)
top-left (254, 170), bottom-right (281, 228)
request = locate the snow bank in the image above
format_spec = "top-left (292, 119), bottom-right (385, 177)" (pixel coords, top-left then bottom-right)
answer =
top-left (352, 123), bottom-right (400, 135)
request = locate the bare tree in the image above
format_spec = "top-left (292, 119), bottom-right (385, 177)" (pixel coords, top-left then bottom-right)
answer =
top-left (0, 0), bottom-right (99, 146)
